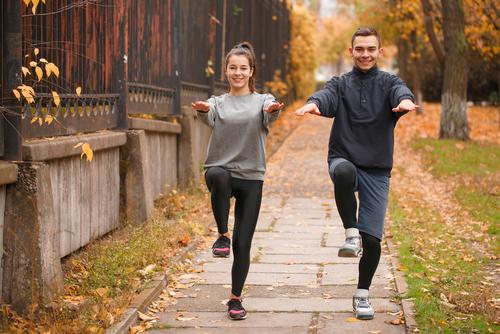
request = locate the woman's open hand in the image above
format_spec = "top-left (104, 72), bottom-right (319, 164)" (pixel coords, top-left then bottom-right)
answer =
top-left (264, 101), bottom-right (284, 113)
top-left (191, 101), bottom-right (210, 112)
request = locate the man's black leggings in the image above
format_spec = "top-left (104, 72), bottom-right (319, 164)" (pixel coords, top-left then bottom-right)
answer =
top-left (205, 167), bottom-right (263, 297)
top-left (331, 161), bottom-right (382, 290)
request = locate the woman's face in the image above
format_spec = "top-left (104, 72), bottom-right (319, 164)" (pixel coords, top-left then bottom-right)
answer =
top-left (225, 55), bottom-right (253, 92)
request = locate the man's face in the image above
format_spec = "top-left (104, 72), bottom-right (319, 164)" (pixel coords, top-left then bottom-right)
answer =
top-left (349, 35), bottom-right (382, 72)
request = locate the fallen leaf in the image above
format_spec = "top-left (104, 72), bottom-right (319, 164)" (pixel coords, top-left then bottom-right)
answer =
top-left (137, 311), bottom-right (157, 322)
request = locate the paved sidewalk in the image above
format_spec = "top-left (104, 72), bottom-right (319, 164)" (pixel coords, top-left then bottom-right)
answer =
top-left (146, 116), bottom-right (406, 333)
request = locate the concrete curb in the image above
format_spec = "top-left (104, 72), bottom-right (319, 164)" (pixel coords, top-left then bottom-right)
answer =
top-left (105, 236), bottom-right (204, 334)
top-left (385, 235), bottom-right (419, 333)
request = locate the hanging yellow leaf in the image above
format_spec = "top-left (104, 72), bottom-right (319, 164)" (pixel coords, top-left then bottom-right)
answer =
top-left (38, 117), bottom-right (43, 126)
top-left (45, 114), bottom-right (54, 125)
top-left (32, 0), bottom-right (40, 14)
top-left (81, 143), bottom-right (93, 162)
top-left (34, 48), bottom-right (40, 56)
top-left (272, 15), bottom-right (278, 21)
top-left (47, 63), bottom-right (59, 78)
top-left (12, 89), bottom-right (21, 101)
top-left (73, 142), bottom-right (84, 149)
top-left (22, 0), bottom-right (30, 6)
top-left (42, 0), bottom-right (46, 4)
top-left (29, 61), bottom-right (37, 67)
top-left (22, 66), bottom-right (31, 77)
top-left (39, 58), bottom-right (48, 63)
top-left (31, 116), bottom-right (39, 124)
top-left (46, 64), bottom-right (52, 78)
top-left (35, 66), bottom-right (43, 81)
top-left (52, 91), bottom-right (60, 106)
top-left (76, 87), bottom-right (82, 96)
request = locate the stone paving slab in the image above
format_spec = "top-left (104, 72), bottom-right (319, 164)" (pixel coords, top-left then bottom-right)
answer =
top-left (155, 311), bottom-right (312, 328)
top-left (243, 297), bottom-right (400, 313)
top-left (197, 263), bottom-right (319, 274)
top-left (197, 272), bottom-right (318, 286)
top-left (169, 284), bottom-right (393, 301)
top-left (316, 313), bottom-right (405, 334)
top-left (321, 263), bottom-right (393, 286)
top-left (253, 231), bottom-right (325, 240)
top-left (147, 327), bottom-right (310, 334)
top-left (272, 224), bottom-right (341, 233)
top-left (252, 238), bottom-right (321, 247)
top-left (261, 246), bottom-right (338, 255)
top-left (258, 253), bottom-right (359, 264)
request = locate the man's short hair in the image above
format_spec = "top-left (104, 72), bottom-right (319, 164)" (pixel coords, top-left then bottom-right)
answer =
top-left (351, 27), bottom-right (381, 48)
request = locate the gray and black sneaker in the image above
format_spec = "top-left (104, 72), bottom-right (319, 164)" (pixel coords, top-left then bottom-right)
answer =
top-left (227, 298), bottom-right (247, 320)
top-left (353, 296), bottom-right (375, 320)
top-left (212, 235), bottom-right (231, 257)
top-left (338, 236), bottom-right (362, 257)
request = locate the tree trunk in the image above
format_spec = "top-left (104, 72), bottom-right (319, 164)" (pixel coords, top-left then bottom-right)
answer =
top-left (439, 0), bottom-right (469, 139)
top-left (411, 31), bottom-right (424, 114)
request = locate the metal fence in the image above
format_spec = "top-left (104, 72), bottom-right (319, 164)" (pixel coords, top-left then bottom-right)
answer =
top-left (0, 0), bottom-right (290, 159)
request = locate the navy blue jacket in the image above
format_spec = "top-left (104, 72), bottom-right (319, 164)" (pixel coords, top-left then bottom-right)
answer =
top-left (307, 66), bottom-right (414, 176)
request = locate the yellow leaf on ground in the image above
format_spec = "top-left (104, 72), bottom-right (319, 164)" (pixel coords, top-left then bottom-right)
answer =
top-left (178, 233), bottom-right (190, 246)
top-left (129, 325), bottom-right (146, 334)
top-left (35, 66), bottom-right (43, 81)
top-left (52, 91), bottom-right (60, 106)
top-left (81, 143), bottom-right (93, 162)
top-left (94, 287), bottom-right (109, 297)
top-left (346, 317), bottom-right (360, 322)
top-left (137, 311), bottom-right (157, 322)
top-left (368, 331), bottom-right (382, 334)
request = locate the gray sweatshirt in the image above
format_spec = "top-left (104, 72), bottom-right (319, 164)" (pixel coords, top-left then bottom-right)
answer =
top-left (197, 92), bottom-right (280, 180)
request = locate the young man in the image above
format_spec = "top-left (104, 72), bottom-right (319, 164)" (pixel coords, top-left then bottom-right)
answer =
top-left (295, 27), bottom-right (418, 320)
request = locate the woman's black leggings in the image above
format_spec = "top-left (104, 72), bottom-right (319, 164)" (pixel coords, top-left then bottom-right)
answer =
top-left (205, 167), bottom-right (263, 297)
top-left (332, 161), bottom-right (382, 290)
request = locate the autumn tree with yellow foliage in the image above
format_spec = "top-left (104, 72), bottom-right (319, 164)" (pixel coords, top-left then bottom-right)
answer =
top-left (287, 2), bottom-right (317, 100)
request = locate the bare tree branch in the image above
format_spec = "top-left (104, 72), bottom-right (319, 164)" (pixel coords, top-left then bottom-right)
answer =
top-left (421, 0), bottom-right (445, 66)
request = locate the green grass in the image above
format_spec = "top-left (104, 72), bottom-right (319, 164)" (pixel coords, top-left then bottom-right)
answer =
top-left (389, 137), bottom-right (500, 333)
top-left (389, 199), bottom-right (499, 334)
top-left (455, 186), bottom-right (499, 236)
top-left (413, 138), bottom-right (499, 237)
top-left (412, 138), bottom-right (499, 176)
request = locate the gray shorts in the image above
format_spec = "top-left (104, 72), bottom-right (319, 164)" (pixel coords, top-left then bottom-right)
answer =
top-left (329, 158), bottom-right (390, 240)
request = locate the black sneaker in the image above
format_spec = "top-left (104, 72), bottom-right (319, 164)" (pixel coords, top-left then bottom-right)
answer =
top-left (227, 299), bottom-right (247, 320)
top-left (212, 235), bottom-right (230, 257)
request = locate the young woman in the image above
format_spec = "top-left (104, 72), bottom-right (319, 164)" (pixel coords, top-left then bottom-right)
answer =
top-left (191, 42), bottom-right (283, 320)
